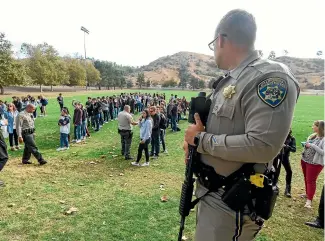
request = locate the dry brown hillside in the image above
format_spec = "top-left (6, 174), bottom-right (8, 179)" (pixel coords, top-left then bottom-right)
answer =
top-left (128, 51), bottom-right (324, 89)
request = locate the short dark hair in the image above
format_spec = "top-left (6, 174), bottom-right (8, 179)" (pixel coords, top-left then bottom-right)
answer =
top-left (216, 9), bottom-right (256, 49)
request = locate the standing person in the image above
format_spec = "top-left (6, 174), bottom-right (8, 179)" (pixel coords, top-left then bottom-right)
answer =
top-left (0, 117), bottom-right (8, 186)
top-left (157, 106), bottom-right (168, 154)
top-left (131, 109), bottom-right (152, 167)
top-left (4, 103), bottom-right (20, 151)
top-left (72, 101), bottom-right (83, 143)
top-left (57, 93), bottom-right (64, 111)
top-left (30, 97), bottom-right (38, 118)
top-left (117, 105), bottom-right (138, 160)
top-left (102, 99), bottom-right (109, 123)
top-left (57, 108), bottom-right (70, 151)
top-left (301, 120), bottom-right (324, 208)
top-left (40, 95), bottom-right (48, 117)
top-left (183, 9), bottom-right (299, 241)
top-left (85, 97), bottom-right (93, 127)
top-left (149, 106), bottom-right (160, 159)
top-left (80, 104), bottom-right (88, 140)
top-left (108, 97), bottom-right (114, 121)
top-left (170, 100), bottom-right (178, 132)
top-left (305, 185), bottom-right (324, 229)
top-left (282, 129), bottom-right (296, 197)
top-left (16, 104), bottom-right (47, 165)
top-left (12, 96), bottom-right (22, 112)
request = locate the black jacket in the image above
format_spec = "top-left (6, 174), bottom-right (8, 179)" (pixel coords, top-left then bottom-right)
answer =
top-left (151, 114), bottom-right (161, 132)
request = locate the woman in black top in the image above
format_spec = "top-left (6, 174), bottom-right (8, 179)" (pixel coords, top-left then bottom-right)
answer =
top-left (282, 129), bottom-right (296, 197)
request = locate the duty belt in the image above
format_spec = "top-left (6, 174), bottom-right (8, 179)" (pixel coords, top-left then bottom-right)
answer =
top-left (194, 161), bottom-right (226, 191)
top-left (22, 128), bottom-right (35, 135)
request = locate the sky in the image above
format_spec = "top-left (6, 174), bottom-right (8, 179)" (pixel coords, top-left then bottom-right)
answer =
top-left (1, 0), bottom-right (324, 66)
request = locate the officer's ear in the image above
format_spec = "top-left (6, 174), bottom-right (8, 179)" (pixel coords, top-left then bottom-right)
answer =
top-left (219, 34), bottom-right (226, 49)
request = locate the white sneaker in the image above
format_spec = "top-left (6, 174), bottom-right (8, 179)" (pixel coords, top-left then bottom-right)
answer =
top-left (71, 139), bottom-right (76, 143)
top-left (164, 150), bottom-right (168, 154)
top-left (76, 140), bottom-right (81, 143)
top-left (141, 162), bottom-right (150, 167)
top-left (56, 147), bottom-right (63, 151)
top-left (131, 162), bottom-right (140, 166)
top-left (304, 200), bottom-right (312, 208)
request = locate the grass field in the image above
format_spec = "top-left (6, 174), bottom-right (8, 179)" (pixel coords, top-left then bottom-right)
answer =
top-left (0, 89), bottom-right (323, 241)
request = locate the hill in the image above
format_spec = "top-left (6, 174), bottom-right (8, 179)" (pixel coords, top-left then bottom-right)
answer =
top-left (128, 51), bottom-right (324, 89)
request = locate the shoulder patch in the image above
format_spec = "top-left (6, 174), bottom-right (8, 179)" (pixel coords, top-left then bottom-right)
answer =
top-left (257, 77), bottom-right (288, 108)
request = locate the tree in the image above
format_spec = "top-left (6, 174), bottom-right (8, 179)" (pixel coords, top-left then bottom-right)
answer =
top-left (162, 78), bottom-right (177, 87)
top-left (119, 76), bottom-right (126, 89)
top-left (21, 42), bottom-right (63, 92)
top-left (146, 79), bottom-right (151, 88)
top-left (136, 72), bottom-right (145, 89)
top-left (178, 60), bottom-right (189, 89)
top-left (0, 33), bottom-right (25, 94)
top-left (316, 50), bottom-right (323, 58)
top-left (268, 51), bottom-right (276, 59)
top-left (126, 79), bottom-right (133, 88)
top-left (198, 79), bottom-right (206, 89)
top-left (283, 49), bottom-right (288, 56)
top-left (189, 76), bottom-right (199, 90)
top-left (85, 61), bottom-right (101, 87)
top-left (64, 58), bottom-right (86, 86)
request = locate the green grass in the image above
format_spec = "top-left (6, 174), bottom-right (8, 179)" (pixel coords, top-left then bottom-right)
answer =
top-left (0, 90), bottom-right (323, 241)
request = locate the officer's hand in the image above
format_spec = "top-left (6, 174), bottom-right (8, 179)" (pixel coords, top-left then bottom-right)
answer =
top-left (19, 137), bottom-right (23, 144)
top-left (305, 143), bottom-right (311, 148)
top-left (140, 140), bottom-right (145, 144)
top-left (184, 113), bottom-right (204, 146)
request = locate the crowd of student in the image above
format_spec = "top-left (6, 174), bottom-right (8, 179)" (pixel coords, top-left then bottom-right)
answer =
top-left (0, 92), bottom-right (323, 229)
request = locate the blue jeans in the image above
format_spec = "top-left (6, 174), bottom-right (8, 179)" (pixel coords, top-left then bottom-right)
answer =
top-left (114, 108), bottom-right (119, 118)
top-left (171, 115), bottom-right (177, 131)
top-left (94, 114), bottom-right (100, 131)
top-left (74, 125), bottom-right (81, 140)
top-left (81, 120), bottom-right (87, 138)
top-left (60, 133), bottom-right (69, 148)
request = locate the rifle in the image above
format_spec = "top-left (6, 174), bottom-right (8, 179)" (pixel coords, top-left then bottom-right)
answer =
top-left (177, 92), bottom-right (211, 241)
top-left (178, 144), bottom-right (198, 241)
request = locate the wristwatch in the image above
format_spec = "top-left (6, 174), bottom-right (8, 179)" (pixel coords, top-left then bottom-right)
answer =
top-left (194, 132), bottom-right (201, 146)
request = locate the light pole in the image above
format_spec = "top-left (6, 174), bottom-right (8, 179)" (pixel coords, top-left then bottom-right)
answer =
top-left (81, 26), bottom-right (89, 90)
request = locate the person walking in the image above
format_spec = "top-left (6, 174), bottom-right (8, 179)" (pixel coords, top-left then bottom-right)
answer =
top-left (16, 104), bottom-right (47, 165)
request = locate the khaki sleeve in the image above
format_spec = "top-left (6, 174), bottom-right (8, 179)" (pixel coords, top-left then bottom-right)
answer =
top-left (17, 115), bottom-right (24, 138)
top-left (197, 74), bottom-right (299, 164)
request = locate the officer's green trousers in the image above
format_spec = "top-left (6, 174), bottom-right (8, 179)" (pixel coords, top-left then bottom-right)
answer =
top-left (22, 133), bottom-right (43, 162)
top-left (195, 183), bottom-right (263, 241)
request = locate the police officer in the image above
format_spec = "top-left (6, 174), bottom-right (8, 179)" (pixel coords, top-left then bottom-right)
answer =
top-left (184, 9), bottom-right (299, 241)
top-left (117, 105), bottom-right (138, 160)
top-left (17, 104), bottom-right (47, 165)
top-left (0, 118), bottom-right (8, 186)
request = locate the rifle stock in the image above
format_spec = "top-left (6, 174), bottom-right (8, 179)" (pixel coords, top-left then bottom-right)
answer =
top-left (178, 144), bottom-right (197, 241)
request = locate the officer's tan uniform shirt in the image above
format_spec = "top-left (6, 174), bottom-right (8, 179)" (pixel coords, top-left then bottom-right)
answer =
top-left (16, 111), bottom-right (35, 138)
top-left (117, 111), bottom-right (133, 130)
top-left (197, 51), bottom-right (299, 177)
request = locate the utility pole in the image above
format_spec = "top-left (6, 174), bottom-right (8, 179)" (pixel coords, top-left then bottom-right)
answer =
top-left (81, 26), bottom-right (89, 90)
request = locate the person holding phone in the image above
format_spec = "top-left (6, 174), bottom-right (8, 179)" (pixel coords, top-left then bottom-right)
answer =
top-left (301, 120), bottom-right (324, 208)
top-left (131, 109), bottom-right (152, 167)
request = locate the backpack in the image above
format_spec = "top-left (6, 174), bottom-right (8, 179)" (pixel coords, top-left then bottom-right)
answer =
top-left (43, 99), bottom-right (48, 106)
top-left (159, 113), bottom-right (167, 129)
